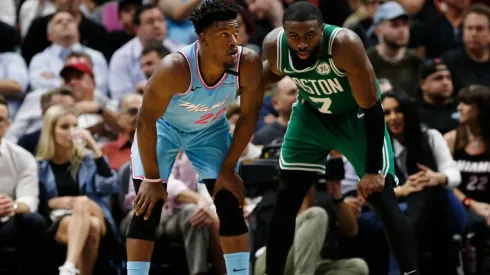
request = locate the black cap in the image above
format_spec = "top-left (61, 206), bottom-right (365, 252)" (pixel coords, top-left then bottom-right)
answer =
top-left (419, 58), bottom-right (449, 80)
top-left (118, 0), bottom-right (142, 12)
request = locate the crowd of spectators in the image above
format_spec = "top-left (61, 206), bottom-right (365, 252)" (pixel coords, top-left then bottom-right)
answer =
top-left (1, 0), bottom-right (490, 274)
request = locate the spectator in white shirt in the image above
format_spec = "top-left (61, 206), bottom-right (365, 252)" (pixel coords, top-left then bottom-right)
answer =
top-left (0, 95), bottom-right (46, 275)
top-left (29, 11), bottom-right (109, 93)
top-left (19, 0), bottom-right (57, 38)
top-left (6, 52), bottom-right (115, 143)
top-left (0, 0), bottom-right (16, 26)
top-left (0, 52), bottom-right (29, 119)
top-left (109, 3), bottom-right (182, 100)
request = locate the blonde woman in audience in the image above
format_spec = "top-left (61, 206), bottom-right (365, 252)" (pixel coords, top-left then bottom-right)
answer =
top-left (37, 105), bottom-right (119, 275)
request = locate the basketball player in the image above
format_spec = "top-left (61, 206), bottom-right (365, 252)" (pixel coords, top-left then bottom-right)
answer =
top-left (262, 2), bottom-right (419, 275)
top-left (126, 1), bottom-right (264, 274)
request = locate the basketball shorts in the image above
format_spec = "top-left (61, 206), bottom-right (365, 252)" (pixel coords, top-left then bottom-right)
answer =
top-left (131, 118), bottom-right (235, 182)
top-left (280, 98), bottom-right (398, 182)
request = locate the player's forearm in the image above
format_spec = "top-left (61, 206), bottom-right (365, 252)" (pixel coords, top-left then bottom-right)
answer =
top-left (137, 118), bottom-right (160, 179)
top-left (221, 115), bottom-right (258, 172)
top-left (361, 100), bottom-right (385, 174)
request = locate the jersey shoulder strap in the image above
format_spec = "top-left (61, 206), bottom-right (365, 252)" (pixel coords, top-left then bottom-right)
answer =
top-left (322, 24), bottom-right (343, 58)
top-left (277, 28), bottom-right (287, 74)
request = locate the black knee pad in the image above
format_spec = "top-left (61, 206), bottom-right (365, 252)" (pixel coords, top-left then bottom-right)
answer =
top-left (126, 198), bottom-right (164, 241)
top-left (214, 190), bottom-right (248, 236)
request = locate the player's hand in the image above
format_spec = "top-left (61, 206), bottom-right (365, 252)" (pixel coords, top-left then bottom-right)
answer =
top-left (134, 180), bottom-right (167, 220)
top-left (213, 170), bottom-right (245, 207)
top-left (357, 173), bottom-right (384, 200)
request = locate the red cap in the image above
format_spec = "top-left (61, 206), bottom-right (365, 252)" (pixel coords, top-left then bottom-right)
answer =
top-left (60, 59), bottom-right (94, 79)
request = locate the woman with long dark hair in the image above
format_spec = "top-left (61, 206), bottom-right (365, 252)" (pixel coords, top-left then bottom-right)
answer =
top-left (445, 84), bottom-right (490, 274)
top-left (382, 91), bottom-right (463, 275)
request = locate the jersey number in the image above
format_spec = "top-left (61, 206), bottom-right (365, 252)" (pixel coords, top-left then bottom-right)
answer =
top-left (467, 175), bottom-right (488, 191)
top-left (310, 97), bottom-right (333, 114)
top-left (194, 107), bottom-right (227, 124)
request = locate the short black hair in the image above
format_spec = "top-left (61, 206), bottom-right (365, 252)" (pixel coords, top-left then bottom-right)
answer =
top-left (189, 0), bottom-right (241, 35)
top-left (119, 0), bottom-right (142, 14)
top-left (133, 4), bottom-right (162, 26)
top-left (142, 42), bottom-right (171, 58)
top-left (283, 1), bottom-right (324, 25)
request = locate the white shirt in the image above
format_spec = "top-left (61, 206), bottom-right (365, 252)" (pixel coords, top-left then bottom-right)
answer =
top-left (29, 43), bottom-right (109, 93)
top-left (0, 0), bottom-right (16, 26)
top-left (19, 0), bottom-right (56, 37)
top-left (340, 156), bottom-right (360, 195)
top-left (0, 52), bottom-right (29, 118)
top-left (0, 138), bottom-right (39, 212)
top-left (5, 88), bottom-right (111, 143)
top-left (108, 37), bottom-right (183, 100)
top-left (393, 129), bottom-right (461, 188)
top-left (0, 52), bottom-right (29, 94)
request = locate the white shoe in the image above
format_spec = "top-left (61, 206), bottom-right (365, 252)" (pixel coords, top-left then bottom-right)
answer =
top-left (59, 263), bottom-right (80, 275)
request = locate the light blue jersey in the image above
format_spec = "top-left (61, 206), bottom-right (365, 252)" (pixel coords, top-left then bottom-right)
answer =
top-left (132, 42), bottom-right (243, 182)
top-left (163, 41), bottom-right (241, 132)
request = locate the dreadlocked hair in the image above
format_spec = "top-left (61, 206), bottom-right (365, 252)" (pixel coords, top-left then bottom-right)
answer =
top-left (189, 0), bottom-right (241, 35)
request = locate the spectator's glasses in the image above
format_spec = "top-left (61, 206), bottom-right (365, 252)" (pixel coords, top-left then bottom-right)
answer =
top-left (124, 108), bottom-right (139, 117)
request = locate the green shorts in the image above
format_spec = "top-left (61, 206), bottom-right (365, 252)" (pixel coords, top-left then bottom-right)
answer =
top-left (280, 99), bottom-right (397, 181)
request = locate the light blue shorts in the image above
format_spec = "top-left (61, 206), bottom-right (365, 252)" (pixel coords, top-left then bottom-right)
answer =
top-left (131, 118), bottom-right (233, 182)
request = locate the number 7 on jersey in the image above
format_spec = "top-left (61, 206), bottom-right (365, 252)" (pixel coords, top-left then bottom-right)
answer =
top-left (310, 97), bottom-right (333, 114)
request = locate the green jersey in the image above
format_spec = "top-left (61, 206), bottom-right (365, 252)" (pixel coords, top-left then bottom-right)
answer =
top-left (277, 25), bottom-right (360, 115)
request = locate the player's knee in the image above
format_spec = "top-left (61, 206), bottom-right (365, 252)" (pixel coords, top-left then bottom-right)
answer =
top-left (214, 190), bottom-right (248, 236)
top-left (126, 199), bottom-right (164, 241)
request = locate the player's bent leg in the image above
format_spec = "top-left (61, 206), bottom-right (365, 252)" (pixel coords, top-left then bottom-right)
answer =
top-left (265, 169), bottom-right (318, 275)
top-left (366, 174), bottom-right (419, 275)
top-left (126, 179), bottom-right (165, 275)
top-left (204, 179), bottom-right (250, 275)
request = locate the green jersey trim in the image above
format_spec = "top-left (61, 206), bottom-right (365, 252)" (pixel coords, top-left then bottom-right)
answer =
top-left (327, 27), bottom-right (347, 77)
top-left (277, 29), bottom-right (284, 73)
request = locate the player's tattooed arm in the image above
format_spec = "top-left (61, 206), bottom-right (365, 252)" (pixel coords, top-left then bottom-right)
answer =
top-left (221, 48), bottom-right (265, 172)
top-left (262, 27), bottom-right (285, 88)
top-left (137, 53), bottom-right (190, 179)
